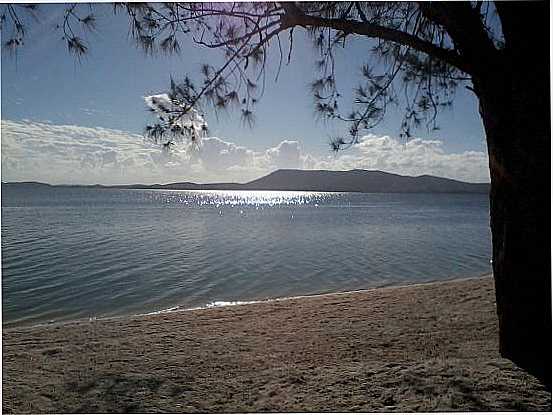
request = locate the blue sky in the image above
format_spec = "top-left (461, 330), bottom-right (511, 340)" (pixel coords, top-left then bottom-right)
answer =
top-left (1, 4), bottom-right (489, 184)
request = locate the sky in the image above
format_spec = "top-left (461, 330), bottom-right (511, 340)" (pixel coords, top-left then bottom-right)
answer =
top-left (1, 4), bottom-right (490, 185)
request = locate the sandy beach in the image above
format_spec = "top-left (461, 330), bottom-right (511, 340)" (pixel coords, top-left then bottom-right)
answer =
top-left (2, 274), bottom-right (551, 413)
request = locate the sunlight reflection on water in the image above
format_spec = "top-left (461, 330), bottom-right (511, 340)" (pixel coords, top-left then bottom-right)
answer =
top-left (150, 190), bottom-right (336, 207)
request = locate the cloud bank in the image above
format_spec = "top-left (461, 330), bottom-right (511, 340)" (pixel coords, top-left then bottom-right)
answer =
top-left (1, 119), bottom-right (489, 185)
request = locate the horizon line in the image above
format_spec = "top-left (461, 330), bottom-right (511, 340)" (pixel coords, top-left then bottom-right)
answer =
top-left (1, 168), bottom-right (492, 188)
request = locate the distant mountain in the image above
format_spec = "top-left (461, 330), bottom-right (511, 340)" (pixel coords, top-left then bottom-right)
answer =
top-left (240, 169), bottom-right (490, 193)
top-left (2, 169), bottom-right (490, 194)
top-left (1, 181), bottom-right (53, 189)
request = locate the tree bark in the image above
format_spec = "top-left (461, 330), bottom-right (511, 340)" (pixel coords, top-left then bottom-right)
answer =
top-left (473, 1), bottom-right (551, 388)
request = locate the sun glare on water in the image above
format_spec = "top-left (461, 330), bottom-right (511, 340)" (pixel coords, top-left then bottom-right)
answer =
top-left (153, 190), bottom-right (335, 207)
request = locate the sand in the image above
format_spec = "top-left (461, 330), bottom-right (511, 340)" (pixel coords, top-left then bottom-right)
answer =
top-left (2, 275), bottom-right (551, 413)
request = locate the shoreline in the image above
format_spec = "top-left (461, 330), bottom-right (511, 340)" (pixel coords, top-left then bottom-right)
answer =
top-left (3, 273), bottom-right (550, 412)
top-left (140, 271), bottom-right (493, 315)
top-left (4, 271), bottom-right (492, 331)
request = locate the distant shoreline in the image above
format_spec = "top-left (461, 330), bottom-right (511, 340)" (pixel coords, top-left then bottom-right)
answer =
top-left (2, 168), bottom-right (490, 194)
top-left (3, 273), bottom-right (550, 412)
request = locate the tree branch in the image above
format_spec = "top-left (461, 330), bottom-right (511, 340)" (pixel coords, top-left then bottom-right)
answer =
top-left (417, 2), bottom-right (499, 76)
top-left (279, 2), bottom-right (470, 74)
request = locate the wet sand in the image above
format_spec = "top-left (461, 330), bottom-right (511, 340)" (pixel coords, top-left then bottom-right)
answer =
top-left (2, 275), bottom-right (551, 412)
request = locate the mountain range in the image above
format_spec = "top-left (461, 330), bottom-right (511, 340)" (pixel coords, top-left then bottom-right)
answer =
top-left (2, 169), bottom-right (490, 193)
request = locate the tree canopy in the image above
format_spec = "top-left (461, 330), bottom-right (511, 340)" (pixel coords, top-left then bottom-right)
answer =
top-left (1, 2), bottom-right (503, 150)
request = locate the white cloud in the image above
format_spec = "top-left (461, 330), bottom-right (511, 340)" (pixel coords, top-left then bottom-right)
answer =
top-left (0, 120), bottom-right (489, 185)
top-left (1, 120), bottom-right (188, 185)
top-left (192, 137), bottom-right (256, 173)
top-left (263, 140), bottom-right (304, 170)
top-left (315, 135), bottom-right (490, 183)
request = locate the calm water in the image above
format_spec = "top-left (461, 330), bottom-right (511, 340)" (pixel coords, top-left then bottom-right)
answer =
top-left (1, 187), bottom-right (492, 326)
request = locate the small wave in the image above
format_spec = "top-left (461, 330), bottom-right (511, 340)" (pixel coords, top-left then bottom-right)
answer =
top-left (145, 300), bottom-right (266, 316)
top-left (200, 300), bottom-right (261, 309)
top-left (142, 305), bottom-right (183, 316)
top-left (141, 298), bottom-right (282, 317)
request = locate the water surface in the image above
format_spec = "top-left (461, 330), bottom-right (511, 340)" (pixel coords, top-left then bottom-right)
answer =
top-left (2, 187), bottom-right (492, 326)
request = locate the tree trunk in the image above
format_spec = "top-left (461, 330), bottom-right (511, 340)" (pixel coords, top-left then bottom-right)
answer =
top-left (473, 3), bottom-right (551, 387)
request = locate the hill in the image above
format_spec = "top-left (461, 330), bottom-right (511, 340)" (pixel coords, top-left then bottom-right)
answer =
top-left (2, 169), bottom-right (490, 193)
top-left (240, 169), bottom-right (489, 193)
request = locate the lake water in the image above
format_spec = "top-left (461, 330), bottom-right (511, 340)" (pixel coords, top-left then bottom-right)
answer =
top-left (1, 187), bottom-right (492, 326)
